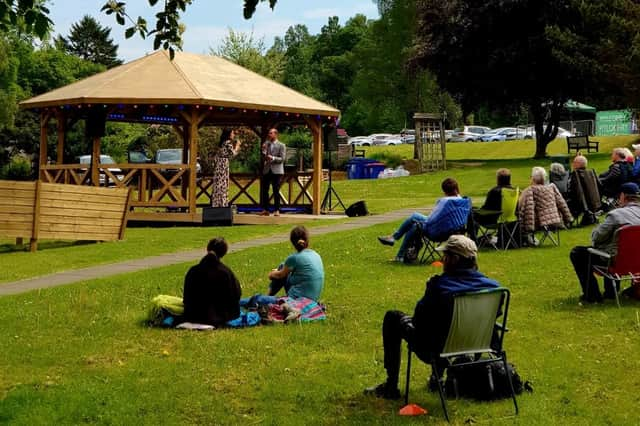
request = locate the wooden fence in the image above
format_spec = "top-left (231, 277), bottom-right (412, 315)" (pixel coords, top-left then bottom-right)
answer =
top-left (0, 180), bottom-right (131, 251)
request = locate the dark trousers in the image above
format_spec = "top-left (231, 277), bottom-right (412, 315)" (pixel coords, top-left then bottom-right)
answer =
top-left (382, 311), bottom-right (415, 387)
top-left (570, 245), bottom-right (615, 301)
top-left (260, 171), bottom-right (282, 211)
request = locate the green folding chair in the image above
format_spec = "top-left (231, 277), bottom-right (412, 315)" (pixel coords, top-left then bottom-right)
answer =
top-left (477, 188), bottom-right (520, 250)
top-left (404, 288), bottom-right (518, 422)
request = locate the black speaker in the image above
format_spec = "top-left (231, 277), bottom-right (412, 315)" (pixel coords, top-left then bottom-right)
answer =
top-left (202, 206), bottom-right (233, 226)
top-left (323, 126), bottom-right (338, 152)
top-left (345, 200), bottom-right (368, 217)
top-left (87, 108), bottom-right (106, 138)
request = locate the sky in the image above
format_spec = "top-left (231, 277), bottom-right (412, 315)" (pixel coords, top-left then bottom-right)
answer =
top-left (47, 0), bottom-right (380, 62)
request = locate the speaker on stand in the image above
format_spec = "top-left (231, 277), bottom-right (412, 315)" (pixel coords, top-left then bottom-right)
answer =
top-left (321, 125), bottom-right (346, 213)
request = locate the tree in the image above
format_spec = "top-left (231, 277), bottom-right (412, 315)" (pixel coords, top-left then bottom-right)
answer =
top-left (56, 15), bottom-right (122, 68)
top-left (213, 29), bottom-right (284, 82)
top-left (414, 0), bottom-right (640, 158)
top-left (101, 0), bottom-right (279, 58)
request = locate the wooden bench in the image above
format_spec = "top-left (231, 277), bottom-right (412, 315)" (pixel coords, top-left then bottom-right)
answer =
top-left (567, 135), bottom-right (599, 153)
top-left (0, 180), bottom-right (131, 251)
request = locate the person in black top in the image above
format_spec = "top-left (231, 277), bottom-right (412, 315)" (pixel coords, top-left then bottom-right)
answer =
top-left (468, 168), bottom-right (513, 242)
top-left (182, 237), bottom-right (241, 326)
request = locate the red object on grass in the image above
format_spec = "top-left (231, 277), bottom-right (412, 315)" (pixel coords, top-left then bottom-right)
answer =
top-left (399, 403), bottom-right (428, 416)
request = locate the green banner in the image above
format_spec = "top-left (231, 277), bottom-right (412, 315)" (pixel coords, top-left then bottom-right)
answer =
top-left (596, 109), bottom-right (631, 136)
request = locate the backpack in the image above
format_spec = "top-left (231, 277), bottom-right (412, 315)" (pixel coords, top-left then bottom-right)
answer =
top-left (445, 358), bottom-right (526, 400)
top-left (403, 231), bottom-right (423, 264)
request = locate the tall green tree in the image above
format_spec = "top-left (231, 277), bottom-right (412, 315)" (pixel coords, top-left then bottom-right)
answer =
top-left (56, 15), bottom-right (122, 68)
top-left (213, 29), bottom-right (284, 82)
top-left (414, 0), bottom-right (640, 158)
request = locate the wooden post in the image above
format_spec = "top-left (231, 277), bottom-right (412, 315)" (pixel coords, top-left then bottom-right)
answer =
top-left (39, 112), bottom-right (50, 181)
top-left (30, 181), bottom-right (42, 252)
top-left (56, 111), bottom-right (66, 165)
top-left (91, 136), bottom-right (101, 186)
top-left (188, 109), bottom-right (199, 216)
top-left (305, 118), bottom-right (323, 215)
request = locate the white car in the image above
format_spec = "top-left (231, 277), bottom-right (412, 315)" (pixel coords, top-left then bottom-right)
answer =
top-left (370, 133), bottom-right (401, 146)
top-left (78, 154), bottom-right (122, 186)
top-left (348, 136), bottom-right (372, 146)
top-left (449, 126), bottom-right (492, 142)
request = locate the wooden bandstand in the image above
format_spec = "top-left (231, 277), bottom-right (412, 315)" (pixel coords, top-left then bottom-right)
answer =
top-left (20, 51), bottom-right (340, 223)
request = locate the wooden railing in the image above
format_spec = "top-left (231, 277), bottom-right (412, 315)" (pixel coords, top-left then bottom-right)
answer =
top-left (39, 164), bottom-right (314, 216)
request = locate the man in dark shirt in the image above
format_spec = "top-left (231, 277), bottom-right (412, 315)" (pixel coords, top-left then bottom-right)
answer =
top-left (183, 237), bottom-right (241, 326)
top-left (365, 235), bottom-right (501, 399)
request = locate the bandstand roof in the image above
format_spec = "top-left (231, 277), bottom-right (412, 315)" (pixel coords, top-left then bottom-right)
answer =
top-left (20, 50), bottom-right (339, 118)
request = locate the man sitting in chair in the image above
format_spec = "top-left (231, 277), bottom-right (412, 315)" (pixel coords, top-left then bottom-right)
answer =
top-left (566, 155), bottom-right (601, 225)
top-left (365, 235), bottom-right (501, 399)
top-left (569, 182), bottom-right (640, 303)
top-left (377, 178), bottom-right (470, 262)
top-left (468, 168), bottom-right (513, 242)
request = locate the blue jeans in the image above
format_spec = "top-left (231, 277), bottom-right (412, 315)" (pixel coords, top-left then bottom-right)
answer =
top-left (239, 264), bottom-right (290, 308)
top-left (393, 213), bottom-right (428, 259)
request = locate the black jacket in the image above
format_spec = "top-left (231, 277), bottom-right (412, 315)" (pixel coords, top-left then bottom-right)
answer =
top-left (183, 253), bottom-right (241, 326)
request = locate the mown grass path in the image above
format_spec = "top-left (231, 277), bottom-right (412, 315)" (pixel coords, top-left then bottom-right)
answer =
top-left (0, 206), bottom-right (430, 297)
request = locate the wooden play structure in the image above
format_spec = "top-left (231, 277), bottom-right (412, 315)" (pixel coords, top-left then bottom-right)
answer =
top-left (19, 51), bottom-right (340, 223)
top-left (0, 180), bottom-right (131, 251)
top-left (414, 112), bottom-right (447, 172)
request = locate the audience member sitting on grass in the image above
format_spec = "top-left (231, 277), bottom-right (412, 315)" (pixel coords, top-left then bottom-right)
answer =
top-left (182, 237), bottom-right (242, 327)
top-left (364, 235), bottom-right (501, 400)
top-left (567, 155), bottom-right (601, 225)
top-left (549, 162), bottom-right (569, 198)
top-left (468, 168), bottom-right (513, 242)
top-left (240, 226), bottom-right (324, 308)
top-left (569, 182), bottom-right (640, 303)
top-left (599, 148), bottom-right (631, 198)
top-left (377, 178), bottom-right (469, 262)
top-left (518, 166), bottom-right (573, 245)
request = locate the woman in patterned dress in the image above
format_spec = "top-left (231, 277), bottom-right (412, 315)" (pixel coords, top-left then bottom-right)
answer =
top-left (211, 128), bottom-right (242, 207)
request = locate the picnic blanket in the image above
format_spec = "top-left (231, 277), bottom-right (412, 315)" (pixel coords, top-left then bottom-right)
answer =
top-left (267, 297), bottom-right (326, 323)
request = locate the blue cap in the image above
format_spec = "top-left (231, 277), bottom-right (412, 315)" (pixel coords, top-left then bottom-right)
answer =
top-left (621, 182), bottom-right (639, 195)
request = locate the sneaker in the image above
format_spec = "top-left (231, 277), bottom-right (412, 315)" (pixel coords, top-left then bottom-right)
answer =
top-left (259, 210), bottom-right (270, 216)
top-left (378, 236), bottom-right (395, 246)
top-left (274, 211), bottom-right (280, 217)
top-left (364, 383), bottom-right (401, 400)
top-left (392, 256), bottom-right (404, 263)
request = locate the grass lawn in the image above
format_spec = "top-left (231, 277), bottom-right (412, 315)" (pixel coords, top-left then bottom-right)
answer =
top-left (1, 135), bottom-right (640, 424)
top-left (2, 135), bottom-right (637, 284)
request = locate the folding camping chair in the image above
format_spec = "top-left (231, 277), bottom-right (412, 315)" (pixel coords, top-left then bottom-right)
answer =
top-left (404, 288), bottom-right (518, 422)
top-left (476, 188), bottom-right (520, 250)
top-left (587, 225), bottom-right (640, 307)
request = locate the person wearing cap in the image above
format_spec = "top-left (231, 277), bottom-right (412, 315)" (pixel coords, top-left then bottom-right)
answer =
top-left (570, 182), bottom-right (640, 303)
top-left (365, 235), bottom-right (501, 400)
top-left (631, 144), bottom-right (640, 182)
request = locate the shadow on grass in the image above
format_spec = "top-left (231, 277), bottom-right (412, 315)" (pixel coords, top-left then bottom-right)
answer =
top-left (0, 240), bottom-right (97, 254)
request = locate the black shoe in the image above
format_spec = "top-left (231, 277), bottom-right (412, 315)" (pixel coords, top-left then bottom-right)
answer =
top-left (579, 294), bottom-right (602, 304)
top-left (364, 382), bottom-right (401, 400)
top-left (378, 236), bottom-right (395, 246)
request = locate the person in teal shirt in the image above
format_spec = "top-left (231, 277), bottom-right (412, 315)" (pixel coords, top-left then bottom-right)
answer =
top-left (240, 226), bottom-right (324, 307)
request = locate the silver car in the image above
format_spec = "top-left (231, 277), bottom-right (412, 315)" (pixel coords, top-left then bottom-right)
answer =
top-left (449, 126), bottom-right (492, 142)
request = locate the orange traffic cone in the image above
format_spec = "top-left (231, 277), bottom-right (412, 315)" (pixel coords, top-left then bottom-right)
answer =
top-left (399, 403), bottom-right (428, 416)
top-left (431, 260), bottom-right (443, 268)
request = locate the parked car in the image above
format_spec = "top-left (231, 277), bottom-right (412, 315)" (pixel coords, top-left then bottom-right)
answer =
top-left (370, 133), bottom-right (401, 146)
top-left (78, 154), bottom-right (122, 186)
top-left (128, 150), bottom-right (152, 163)
top-left (348, 136), bottom-right (372, 146)
top-left (154, 148), bottom-right (202, 178)
top-left (479, 127), bottom-right (518, 142)
top-left (449, 126), bottom-right (492, 142)
top-left (400, 129), bottom-right (415, 144)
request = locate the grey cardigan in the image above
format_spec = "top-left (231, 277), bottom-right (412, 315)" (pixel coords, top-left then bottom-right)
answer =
top-left (263, 140), bottom-right (286, 175)
top-left (591, 202), bottom-right (640, 256)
